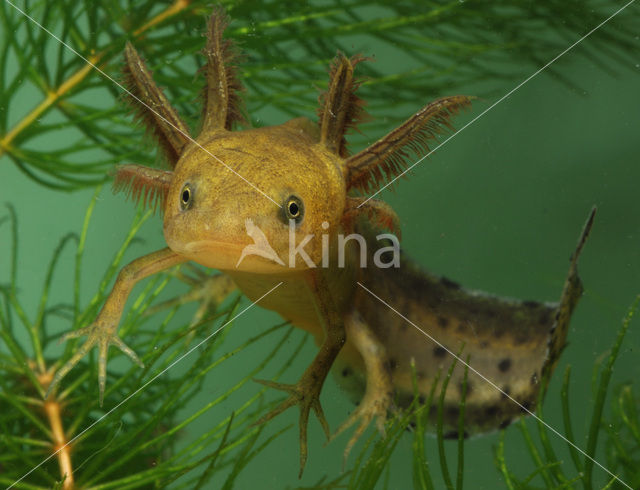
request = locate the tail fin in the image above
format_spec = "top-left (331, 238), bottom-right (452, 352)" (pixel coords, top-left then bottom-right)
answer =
top-left (542, 206), bottom-right (597, 385)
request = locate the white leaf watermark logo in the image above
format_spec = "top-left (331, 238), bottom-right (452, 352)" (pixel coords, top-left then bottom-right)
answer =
top-left (236, 219), bottom-right (400, 269)
top-left (236, 218), bottom-right (286, 267)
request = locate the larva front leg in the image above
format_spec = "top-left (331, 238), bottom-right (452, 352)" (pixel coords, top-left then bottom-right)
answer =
top-left (46, 247), bottom-right (188, 405)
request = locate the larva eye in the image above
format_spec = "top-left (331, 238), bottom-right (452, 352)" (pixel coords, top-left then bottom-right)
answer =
top-left (180, 183), bottom-right (193, 210)
top-left (283, 195), bottom-right (304, 223)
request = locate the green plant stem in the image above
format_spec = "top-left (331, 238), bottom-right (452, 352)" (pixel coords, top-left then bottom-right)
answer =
top-left (437, 346), bottom-right (463, 490)
top-left (584, 294), bottom-right (640, 489)
top-left (456, 358), bottom-right (469, 490)
top-left (519, 419), bottom-right (554, 488)
top-left (561, 365), bottom-right (584, 474)
top-left (535, 401), bottom-right (567, 485)
top-left (73, 185), bottom-right (101, 326)
top-left (495, 431), bottom-right (515, 490)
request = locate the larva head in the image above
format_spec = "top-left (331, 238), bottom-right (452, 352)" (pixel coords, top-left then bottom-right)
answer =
top-left (118, 10), bottom-right (472, 276)
top-left (163, 120), bottom-right (346, 273)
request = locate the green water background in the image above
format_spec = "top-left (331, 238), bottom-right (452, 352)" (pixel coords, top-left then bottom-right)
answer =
top-left (1, 2), bottom-right (639, 488)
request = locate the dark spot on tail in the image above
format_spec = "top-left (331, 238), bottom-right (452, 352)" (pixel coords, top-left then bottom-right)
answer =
top-left (433, 346), bottom-right (447, 358)
top-left (501, 386), bottom-right (511, 399)
top-left (440, 276), bottom-right (461, 290)
top-left (444, 429), bottom-right (469, 439)
top-left (387, 358), bottom-right (398, 371)
top-left (498, 358), bottom-right (512, 372)
top-left (428, 296), bottom-right (443, 308)
top-left (520, 399), bottom-right (534, 413)
top-left (459, 380), bottom-right (473, 397)
top-left (485, 405), bottom-right (500, 418)
top-left (539, 309), bottom-right (551, 325)
top-left (428, 405), bottom-right (438, 418)
top-left (446, 406), bottom-right (459, 420)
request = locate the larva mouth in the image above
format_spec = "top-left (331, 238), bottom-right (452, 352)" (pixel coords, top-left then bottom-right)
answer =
top-left (179, 240), bottom-right (290, 274)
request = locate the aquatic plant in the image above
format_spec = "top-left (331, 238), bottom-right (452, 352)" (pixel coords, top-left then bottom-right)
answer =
top-left (1, 0), bottom-right (637, 189)
top-left (1, 1), bottom-right (638, 488)
top-left (0, 199), bottom-right (305, 488)
top-left (1, 201), bottom-right (638, 488)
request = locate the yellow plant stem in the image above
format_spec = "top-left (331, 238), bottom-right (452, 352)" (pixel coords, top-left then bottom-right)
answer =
top-left (133, 0), bottom-right (191, 36)
top-left (0, 56), bottom-right (99, 156)
top-left (0, 0), bottom-right (191, 158)
top-left (44, 399), bottom-right (74, 489)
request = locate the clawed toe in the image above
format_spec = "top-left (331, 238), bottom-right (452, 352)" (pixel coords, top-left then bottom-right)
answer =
top-left (59, 325), bottom-right (92, 342)
top-left (330, 389), bottom-right (390, 466)
top-left (46, 248), bottom-right (184, 405)
top-left (252, 378), bottom-right (299, 426)
top-left (253, 377), bottom-right (330, 477)
top-left (46, 323), bottom-right (143, 406)
top-left (110, 336), bottom-right (144, 368)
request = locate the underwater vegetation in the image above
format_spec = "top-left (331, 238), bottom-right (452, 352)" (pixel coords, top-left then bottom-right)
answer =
top-left (1, 0), bottom-right (639, 190)
top-left (1, 0), bottom-right (639, 488)
top-left (1, 201), bottom-right (639, 488)
top-left (1, 204), bottom-right (638, 487)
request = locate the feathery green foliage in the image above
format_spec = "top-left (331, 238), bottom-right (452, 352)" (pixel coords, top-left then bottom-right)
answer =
top-left (0, 197), bottom-right (303, 488)
top-left (1, 186), bottom-right (639, 488)
top-left (1, 1), bottom-right (639, 489)
top-left (1, 0), bottom-right (638, 190)
top-left (604, 384), bottom-right (640, 488)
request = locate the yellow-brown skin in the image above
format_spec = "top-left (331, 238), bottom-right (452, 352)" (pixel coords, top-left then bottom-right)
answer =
top-left (165, 120), bottom-right (346, 276)
top-left (46, 10), bottom-right (595, 476)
